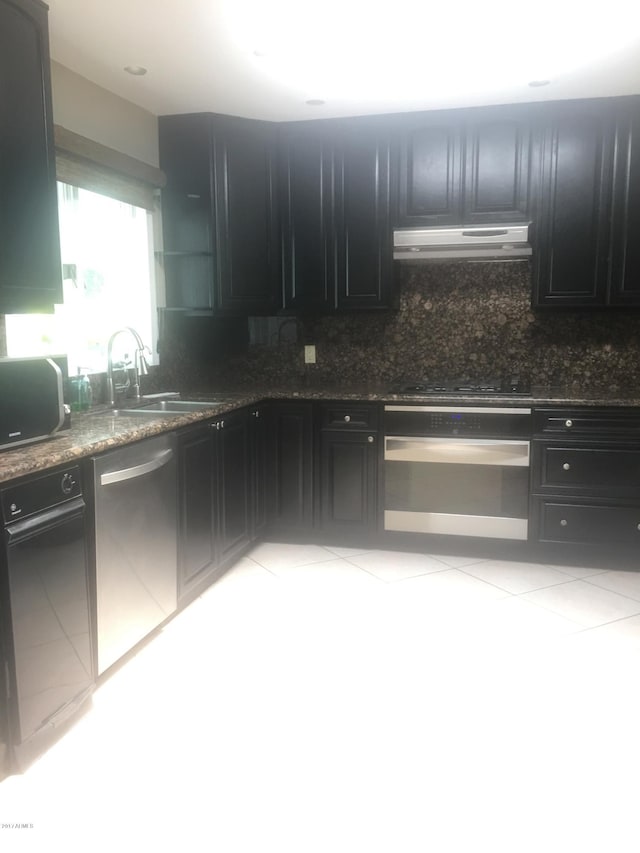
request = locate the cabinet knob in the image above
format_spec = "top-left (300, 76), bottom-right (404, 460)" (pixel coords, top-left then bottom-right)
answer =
top-left (220, 420), bottom-right (225, 429)
top-left (562, 462), bottom-right (571, 471)
top-left (565, 419), bottom-right (573, 428)
top-left (367, 435), bottom-right (374, 443)
top-left (344, 415), bottom-right (351, 423)
top-left (560, 519), bottom-right (568, 527)
top-left (637, 524), bottom-right (640, 532)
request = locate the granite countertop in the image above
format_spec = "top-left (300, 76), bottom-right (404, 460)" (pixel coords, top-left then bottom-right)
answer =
top-left (2, 384), bottom-right (640, 484)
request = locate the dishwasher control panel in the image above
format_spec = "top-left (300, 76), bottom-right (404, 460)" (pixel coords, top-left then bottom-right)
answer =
top-left (1, 466), bottom-right (82, 522)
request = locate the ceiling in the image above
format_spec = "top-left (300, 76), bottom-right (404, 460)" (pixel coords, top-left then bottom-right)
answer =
top-left (47, 0), bottom-right (640, 122)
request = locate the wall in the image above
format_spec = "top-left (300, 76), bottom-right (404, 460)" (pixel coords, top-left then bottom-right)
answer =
top-left (157, 262), bottom-right (640, 394)
top-left (50, 62), bottom-right (159, 166)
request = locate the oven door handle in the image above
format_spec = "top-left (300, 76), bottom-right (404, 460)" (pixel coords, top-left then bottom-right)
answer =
top-left (384, 436), bottom-right (530, 466)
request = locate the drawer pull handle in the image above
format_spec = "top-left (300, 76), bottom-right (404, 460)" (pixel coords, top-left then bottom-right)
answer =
top-left (344, 415), bottom-right (351, 422)
top-left (367, 435), bottom-right (374, 443)
top-left (565, 419), bottom-right (573, 428)
top-left (560, 519), bottom-right (568, 527)
top-left (562, 462), bottom-right (571, 471)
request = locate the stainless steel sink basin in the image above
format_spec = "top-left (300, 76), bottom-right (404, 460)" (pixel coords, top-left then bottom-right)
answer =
top-left (109, 400), bottom-right (221, 417)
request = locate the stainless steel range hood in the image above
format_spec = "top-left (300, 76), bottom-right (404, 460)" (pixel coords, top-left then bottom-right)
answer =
top-left (393, 224), bottom-right (532, 261)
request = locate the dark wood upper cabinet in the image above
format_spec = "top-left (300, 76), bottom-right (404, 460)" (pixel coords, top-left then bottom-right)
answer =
top-left (279, 119), bottom-right (396, 312)
top-left (399, 122), bottom-right (462, 225)
top-left (463, 118), bottom-right (532, 224)
top-left (0, 0), bottom-right (62, 313)
top-left (159, 113), bottom-right (279, 315)
top-left (532, 103), bottom-right (615, 307)
top-left (609, 103), bottom-right (640, 306)
top-left (397, 109), bottom-right (532, 227)
top-left (279, 124), bottom-right (335, 312)
top-left (335, 125), bottom-right (395, 310)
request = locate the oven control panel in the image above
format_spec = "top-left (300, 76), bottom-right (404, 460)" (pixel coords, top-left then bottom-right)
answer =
top-left (384, 405), bottom-right (533, 438)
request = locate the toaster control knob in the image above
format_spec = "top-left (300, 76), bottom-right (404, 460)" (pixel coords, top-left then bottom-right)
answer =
top-left (61, 473), bottom-right (76, 495)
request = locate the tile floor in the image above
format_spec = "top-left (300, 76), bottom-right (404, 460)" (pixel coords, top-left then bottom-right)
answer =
top-left (2, 542), bottom-right (640, 852)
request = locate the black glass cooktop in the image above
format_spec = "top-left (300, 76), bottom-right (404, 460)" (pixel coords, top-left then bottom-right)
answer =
top-left (391, 378), bottom-right (530, 396)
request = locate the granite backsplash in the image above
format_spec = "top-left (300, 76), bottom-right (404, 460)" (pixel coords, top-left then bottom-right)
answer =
top-left (156, 263), bottom-right (640, 395)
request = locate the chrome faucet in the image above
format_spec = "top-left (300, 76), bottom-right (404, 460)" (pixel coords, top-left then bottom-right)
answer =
top-left (106, 327), bottom-right (150, 407)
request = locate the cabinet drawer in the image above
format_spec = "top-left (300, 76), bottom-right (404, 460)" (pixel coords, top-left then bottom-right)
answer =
top-left (533, 443), bottom-right (640, 496)
top-left (534, 408), bottom-right (640, 437)
top-left (320, 403), bottom-right (379, 431)
top-left (535, 498), bottom-right (640, 546)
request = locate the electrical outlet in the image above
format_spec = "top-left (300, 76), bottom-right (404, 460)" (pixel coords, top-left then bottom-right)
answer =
top-left (304, 345), bottom-right (316, 364)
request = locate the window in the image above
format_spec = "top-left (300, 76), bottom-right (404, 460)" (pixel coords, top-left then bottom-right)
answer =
top-left (5, 182), bottom-right (158, 375)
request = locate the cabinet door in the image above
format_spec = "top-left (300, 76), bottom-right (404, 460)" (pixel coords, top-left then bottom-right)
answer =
top-left (267, 403), bottom-right (314, 533)
top-left (177, 424), bottom-right (216, 601)
top-left (609, 103), bottom-right (640, 306)
top-left (216, 409), bottom-right (251, 566)
top-left (320, 430), bottom-right (378, 536)
top-left (335, 126), bottom-right (395, 310)
top-left (250, 406), bottom-right (268, 540)
top-left (214, 118), bottom-right (280, 314)
top-left (532, 106), bottom-right (614, 307)
top-left (0, 0), bottom-right (61, 312)
top-left (398, 120), bottom-right (463, 226)
top-left (463, 118), bottom-right (532, 224)
top-left (279, 126), bottom-right (335, 310)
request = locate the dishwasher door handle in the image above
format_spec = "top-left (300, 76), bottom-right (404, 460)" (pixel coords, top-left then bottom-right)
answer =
top-left (100, 449), bottom-right (174, 486)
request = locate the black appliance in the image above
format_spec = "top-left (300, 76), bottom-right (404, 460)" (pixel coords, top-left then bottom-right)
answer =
top-left (0, 466), bottom-right (94, 776)
top-left (384, 404), bottom-right (532, 540)
top-left (0, 356), bottom-right (68, 450)
top-left (391, 377), bottom-right (530, 396)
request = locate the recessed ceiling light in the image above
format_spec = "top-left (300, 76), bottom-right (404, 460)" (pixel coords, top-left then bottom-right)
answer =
top-left (305, 98), bottom-right (326, 106)
top-left (528, 79), bottom-right (551, 87)
top-left (124, 65), bottom-right (148, 76)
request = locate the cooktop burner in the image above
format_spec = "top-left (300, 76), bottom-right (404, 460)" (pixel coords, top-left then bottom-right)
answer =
top-left (392, 378), bottom-right (530, 396)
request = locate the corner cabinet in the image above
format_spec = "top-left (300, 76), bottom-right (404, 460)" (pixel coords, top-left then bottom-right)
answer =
top-left (0, 0), bottom-right (62, 313)
top-left (279, 119), bottom-right (396, 312)
top-left (397, 107), bottom-right (534, 227)
top-left (159, 113), bottom-right (279, 315)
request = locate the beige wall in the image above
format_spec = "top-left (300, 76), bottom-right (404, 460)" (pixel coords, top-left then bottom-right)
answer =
top-left (50, 62), bottom-right (159, 167)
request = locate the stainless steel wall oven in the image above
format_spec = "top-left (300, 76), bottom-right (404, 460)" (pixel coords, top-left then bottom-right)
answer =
top-left (384, 405), bottom-right (532, 540)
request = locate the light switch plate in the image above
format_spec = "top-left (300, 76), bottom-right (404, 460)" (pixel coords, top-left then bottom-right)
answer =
top-left (304, 345), bottom-right (316, 364)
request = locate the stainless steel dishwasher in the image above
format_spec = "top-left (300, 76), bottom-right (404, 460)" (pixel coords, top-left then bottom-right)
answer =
top-left (92, 434), bottom-right (177, 675)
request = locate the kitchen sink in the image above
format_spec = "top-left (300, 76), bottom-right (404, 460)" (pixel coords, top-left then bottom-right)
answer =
top-left (109, 400), bottom-right (221, 417)
top-left (137, 400), bottom-right (221, 413)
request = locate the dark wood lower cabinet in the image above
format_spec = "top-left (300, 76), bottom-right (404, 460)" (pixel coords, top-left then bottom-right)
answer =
top-left (177, 424), bottom-right (217, 600)
top-left (319, 430), bottom-right (378, 537)
top-left (266, 402), bottom-right (314, 535)
top-left (177, 408), bottom-right (252, 604)
top-left (533, 498), bottom-right (640, 547)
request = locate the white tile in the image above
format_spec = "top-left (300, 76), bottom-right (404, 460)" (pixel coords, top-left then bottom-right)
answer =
top-left (460, 559), bottom-right (576, 594)
top-left (520, 579), bottom-right (640, 628)
top-left (264, 556), bottom-right (377, 585)
top-left (400, 567), bottom-right (510, 603)
top-left (344, 549), bottom-right (449, 581)
top-left (246, 541), bottom-right (335, 570)
top-left (427, 553), bottom-right (487, 568)
top-left (479, 595), bottom-right (583, 641)
top-left (323, 545), bottom-right (374, 558)
top-left (583, 569), bottom-right (640, 602)
top-left (569, 613), bottom-right (640, 651)
top-left (546, 563), bottom-right (609, 579)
